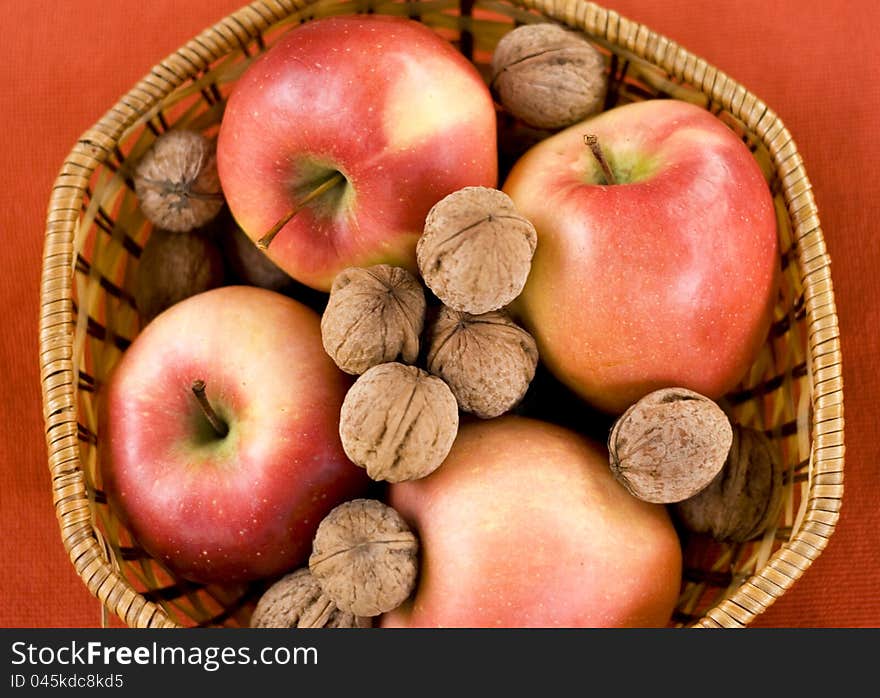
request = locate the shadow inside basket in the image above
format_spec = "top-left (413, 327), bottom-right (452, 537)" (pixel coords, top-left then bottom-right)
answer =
top-left (64, 0), bottom-right (817, 628)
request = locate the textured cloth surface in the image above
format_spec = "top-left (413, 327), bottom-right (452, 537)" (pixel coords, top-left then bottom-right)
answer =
top-left (1, 0), bottom-right (877, 628)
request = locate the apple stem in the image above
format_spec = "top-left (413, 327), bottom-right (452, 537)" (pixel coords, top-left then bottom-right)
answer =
top-left (257, 171), bottom-right (346, 250)
top-left (191, 379), bottom-right (229, 438)
top-left (584, 134), bottom-right (617, 185)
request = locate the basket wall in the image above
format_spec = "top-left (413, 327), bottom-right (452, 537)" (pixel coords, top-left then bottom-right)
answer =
top-left (39, 0), bottom-right (844, 629)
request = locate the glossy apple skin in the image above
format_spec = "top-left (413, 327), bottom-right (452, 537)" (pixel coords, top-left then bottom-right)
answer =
top-left (217, 15), bottom-right (498, 291)
top-left (380, 416), bottom-right (682, 628)
top-left (99, 286), bottom-right (369, 585)
top-left (503, 100), bottom-right (779, 414)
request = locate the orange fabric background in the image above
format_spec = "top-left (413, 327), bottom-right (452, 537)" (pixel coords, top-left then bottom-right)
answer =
top-left (1, 0), bottom-right (877, 628)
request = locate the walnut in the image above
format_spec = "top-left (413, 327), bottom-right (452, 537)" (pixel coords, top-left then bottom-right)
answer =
top-left (608, 388), bottom-right (733, 504)
top-left (309, 499), bottom-right (418, 617)
top-left (491, 23), bottom-right (608, 130)
top-left (673, 425), bottom-right (784, 542)
top-left (417, 187), bottom-right (537, 315)
top-left (133, 227), bottom-right (225, 324)
top-left (425, 306), bottom-right (538, 419)
top-left (218, 214), bottom-right (295, 292)
top-left (134, 129), bottom-right (225, 232)
top-left (321, 265), bottom-right (426, 375)
top-left (249, 568), bottom-right (371, 628)
top-left (339, 362), bottom-right (459, 482)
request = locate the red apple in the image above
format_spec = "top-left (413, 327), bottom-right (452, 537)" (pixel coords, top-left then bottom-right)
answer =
top-left (99, 285), bottom-right (369, 585)
top-left (217, 15), bottom-right (498, 292)
top-left (380, 416), bottom-right (682, 628)
top-left (503, 99), bottom-right (779, 414)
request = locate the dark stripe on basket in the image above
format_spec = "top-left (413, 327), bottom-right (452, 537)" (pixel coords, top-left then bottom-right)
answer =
top-left (95, 206), bottom-right (115, 230)
top-left (671, 609), bottom-right (700, 624)
top-left (146, 113), bottom-right (171, 136)
top-left (684, 566), bottom-right (747, 587)
top-left (90, 207), bottom-right (142, 258)
top-left (771, 313), bottom-right (792, 338)
top-left (196, 588), bottom-right (263, 627)
top-left (142, 581), bottom-right (203, 603)
top-left (199, 85), bottom-right (220, 107)
top-left (181, 49), bottom-right (223, 107)
top-left (88, 319), bottom-right (132, 352)
top-left (210, 82), bottom-right (223, 104)
top-left (77, 370), bottom-right (97, 393)
top-left (603, 54), bottom-right (622, 112)
top-left (707, 100), bottom-right (725, 118)
top-left (774, 458), bottom-right (812, 487)
top-left (104, 154), bottom-right (130, 191)
top-left (785, 471), bottom-right (810, 485)
top-left (620, 78), bottom-right (657, 102)
top-left (75, 255), bottom-right (137, 308)
top-left (78, 422), bottom-right (97, 446)
top-left (764, 419), bottom-right (800, 439)
top-left (118, 545), bottom-right (148, 561)
top-left (769, 299), bottom-right (807, 339)
top-left (104, 145), bottom-right (125, 173)
top-left (227, 16), bottom-right (257, 56)
top-left (725, 361), bottom-right (808, 404)
top-left (780, 245), bottom-right (795, 271)
top-left (458, 0), bottom-right (475, 61)
top-left (70, 302), bottom-right (133, 352)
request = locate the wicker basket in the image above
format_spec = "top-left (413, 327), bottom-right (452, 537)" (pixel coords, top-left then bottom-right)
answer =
top-left (39, 0), bottom-right (844, 629)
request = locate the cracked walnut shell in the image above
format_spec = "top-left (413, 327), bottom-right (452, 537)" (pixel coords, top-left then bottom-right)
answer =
top-left (339, 362), bottom-right (459, 483)
top-left (309, 499), bottom-right (418, 617)
top-left (134, 129), bottom-right (225, 233)
top-left (491, 23), bottom-right (608, 130)
top-left (608, 388), bottom-right (733, 504)
top-left (321, 265), bottom-right (426, 375)
top-left (417, 187), bottom-right (537, 315)
top-left (425, 307), bottom-right (538, 419)
top-left (249, 568), bottom-right (371, 628)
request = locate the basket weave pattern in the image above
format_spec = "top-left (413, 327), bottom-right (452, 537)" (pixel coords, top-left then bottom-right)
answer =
top-left (39, 0), bottom-right (844, 629)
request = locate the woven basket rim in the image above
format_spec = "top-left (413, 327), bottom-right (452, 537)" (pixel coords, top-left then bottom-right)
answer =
top-left (38, 0), bottom-right (844, 629)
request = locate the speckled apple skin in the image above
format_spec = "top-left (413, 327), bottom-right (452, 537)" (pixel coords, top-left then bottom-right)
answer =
top-left (217, 15), bottom-right (498, 292)
top-left (380, 416), bottom-right (683, 628)
top-left (504, 100), bottom-right (779, 414)
top-left (100, 286), bottom-right (369, 585)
